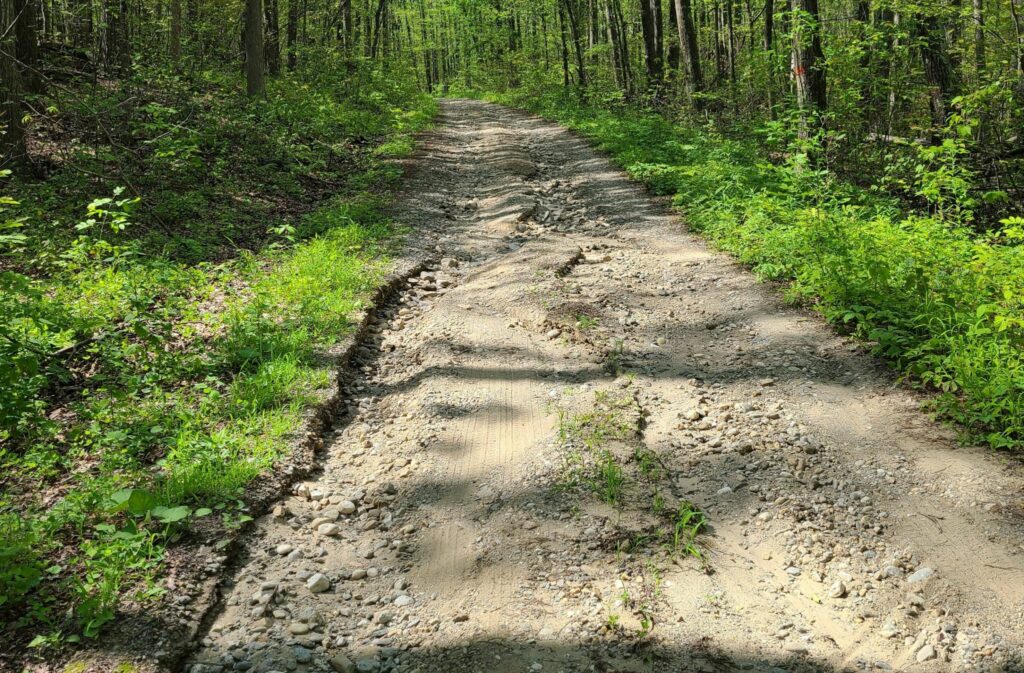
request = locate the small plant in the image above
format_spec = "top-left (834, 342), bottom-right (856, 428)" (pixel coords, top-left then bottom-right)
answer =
top-left (590, 450), bottom-right (625, 504)
top-left (669, 502), bottom-right (708, 564)
top-left (575, 314), bottom-right (598, 330)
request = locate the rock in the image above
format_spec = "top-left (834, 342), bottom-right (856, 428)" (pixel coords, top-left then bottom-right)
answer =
top-left (355, 660), bottom-right (378, 673)
top-left (293, 647), bottom-right (313, 664)
top-left (785, 566), bottom-right (801, 577)
top-left (275, 544), bottom-right (294, 555)
top-left (289, 622), bottom-right (311, 635)
top-left (828, 581), bottom-right (847, 598)
top-left (394, 595), bottom-right (414, 607)
top-left (545, 329), bottom-right (561, 339)
top-left (306, 573), bottom-right (331, 593)
top-left (916, 644), bottom-right (937, 662)
top-left (329, 654), bottom-right (356, 673)
top-left (339, 500), bottom-right (357, 515)
top-left (907, 567), bottom-right (934, 583)
top-left (318, 523), bottom-right (341, 537)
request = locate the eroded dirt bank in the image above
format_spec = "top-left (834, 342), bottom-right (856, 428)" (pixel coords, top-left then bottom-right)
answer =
top-left (184, 99), bottom-right (1024, 673)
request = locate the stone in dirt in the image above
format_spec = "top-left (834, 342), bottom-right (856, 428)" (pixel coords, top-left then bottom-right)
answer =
top-left (916, 644), bottom-right (937, 662)
top-left (306, 573), bottom-right (331, 593)
top-left (329, 654), bottom-right (356, 673)
top-left (907, 567), bottom-right (935, 583)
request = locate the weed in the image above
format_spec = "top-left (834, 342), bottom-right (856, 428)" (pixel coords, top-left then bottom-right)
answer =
top-left (669, 502), bottom-right (708, 564)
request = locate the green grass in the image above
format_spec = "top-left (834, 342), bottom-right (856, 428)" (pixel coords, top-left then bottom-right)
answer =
top-left (0, 65), bottom-right (435, 644)
top-left (489, 87), bottom-right (1024, 451)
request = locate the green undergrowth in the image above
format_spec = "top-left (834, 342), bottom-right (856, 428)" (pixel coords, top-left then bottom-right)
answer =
top-left (0, 65), bottom-right (435, 645)
top-left (489, 88), bottom-right (1024, 452)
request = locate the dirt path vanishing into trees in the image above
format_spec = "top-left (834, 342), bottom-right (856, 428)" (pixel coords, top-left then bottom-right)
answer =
top-left (185, 100), bottom-right (1024, 673)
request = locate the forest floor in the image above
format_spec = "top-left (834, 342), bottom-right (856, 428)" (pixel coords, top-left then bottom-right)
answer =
top-left (182, 99), bottom-right (1024, 673)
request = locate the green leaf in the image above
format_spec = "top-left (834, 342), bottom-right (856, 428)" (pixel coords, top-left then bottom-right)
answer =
top-left (151, 505), bottom-right (191, 523)
top-left (108, 488), bottom-right (158, 516)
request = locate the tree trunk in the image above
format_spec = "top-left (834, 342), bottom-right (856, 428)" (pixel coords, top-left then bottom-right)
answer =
top-left (264, 0), bottom-right (280, 75)
top-left (369, 0), bottom-right (386, 58)
top-left (1, 0), bottom-right (26, 167)
top-left (674, 0), bottom-right (702, 95)
top-left (170, 0), bottom-right (182, 65)
top-left (244, 0), bottom-right (265, 96)
top-left (916, 12), bottom-right (956, 130)
top-left (763, 0), bottom-right (773, 50)
top-left (973, 0), bottom-right (984, 76)
top-left (13, 0), bottom-right (40, 92)
top-left (340, 0), bottom-right (352, 47)
top-left (667, 0), bottom-right (680, 71)
top-left (287, 0), bottom-right (298, 69)
top-left (639, 0), bottom-right (662, 84)
top-left (102, 0), bottom-right (129, 74)
top-left (790, 0), bottom-right (826, 134)
top-left (561, 0), bottom-right (588, 89)
top-left (558, 0), bottom-right (570, 87)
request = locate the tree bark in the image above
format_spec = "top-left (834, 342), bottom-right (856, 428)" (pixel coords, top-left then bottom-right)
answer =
top-left (973, 0), bottom-right (984, 76)
top-left (170, 0), bottom-right (182, 65)
top-left (639, 0), bottom-right (663, 84)
top-left (287, 0), bottom-right (298, 69)
top-left (13, 0), bottom-right (40, 92)
top-left (790, 0), bottom-right (826, 131)
top-left (1, 0), bottom-right (27, 167)
top-left (264, 0), bottom-right (280, 75)
top-left (667, 0), bottom-right (680, 71)
top-left (561, 0), bottom-right (588, 89)
top-left (916, 12), bottom-right (956, 130)
top-left (674, 0), bottom-right (702, 95)
top-left (244, 0), bottom-right (265, 96)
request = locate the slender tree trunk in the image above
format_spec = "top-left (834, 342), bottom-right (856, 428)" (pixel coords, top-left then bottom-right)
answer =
top-left (369, 0), bottom-right (386, 58)
top-left (340, 0), bottom-right (352, 47)
top-left (264, 0), bottom-right (280, 75)
top-left (13, 0), bottom-right (40, 92)
top-left (561, 0), bottom-right (588, 89)
top-left (287, 0), bottom-right (298, 69)
top-left (972, 0), bottom-right (985, 76)
top-left (170, 0), bottom-right (182, 65)
top-left (667, 0), bottom-right (680, 71)
top-left (763, 0), bottom-right (773, 50)
top-left (674, 0), bottom-right (702, 95)
top-left (1, 0), bottom-right (27, 167)
top-left (790, 0), bottom-right (826, 136)
top-left (558, 0), bottom-right (570, 87)
top-left (244, 0), bottom-right (265, 96)
top-left (916, 12), bottom-right (956, 130)
top-left (639, 0), bottom-right (663, 84)
top-left (102, 0), bottom-right (129, 74)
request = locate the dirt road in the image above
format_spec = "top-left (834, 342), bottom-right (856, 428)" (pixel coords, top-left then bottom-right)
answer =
top-left (185, 100), bottom-right (1024, 673)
